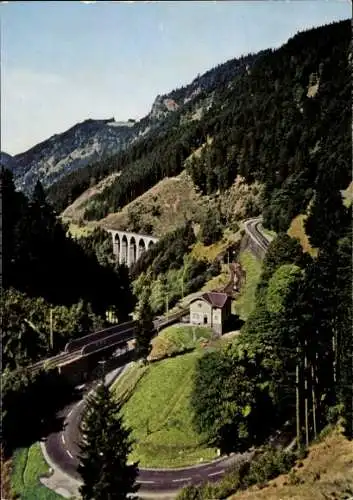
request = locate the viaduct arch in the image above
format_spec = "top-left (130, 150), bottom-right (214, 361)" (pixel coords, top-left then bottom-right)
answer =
top-left (106, 229), bottom-right (159, 267)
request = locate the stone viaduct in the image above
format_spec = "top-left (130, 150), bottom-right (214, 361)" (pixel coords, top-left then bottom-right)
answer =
top-left (106, 229), bottom-right (159, 267)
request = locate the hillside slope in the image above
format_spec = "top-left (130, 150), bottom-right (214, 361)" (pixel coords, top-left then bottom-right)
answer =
top-left (8, 51), bottom-right (261, 201)
top-left (0, 152), bottom-right (16, 170)
top-left (61, 171), bottom-right (121, 223)
top-left (96, 171), bottom-right (204, 237)
top-left (63, 170), bottom-right (263, 238)
top-left (9, 118), bottom-right (136, 195)
top-left (53, 19), bottom-right (350, 243)
top-left (230, 428), bottom-right (353, 500)
top-left (46, 51), bottom-right (263, 213)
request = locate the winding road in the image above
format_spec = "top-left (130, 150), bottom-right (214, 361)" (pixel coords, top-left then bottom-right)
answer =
top-left (45, 366), bottom-right (253, 495)
top-left (43, 218), bottom-right (273, 496)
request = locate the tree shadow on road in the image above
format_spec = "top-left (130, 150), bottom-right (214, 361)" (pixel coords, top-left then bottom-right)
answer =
top-left (2, 368), bottom-right (82, 457)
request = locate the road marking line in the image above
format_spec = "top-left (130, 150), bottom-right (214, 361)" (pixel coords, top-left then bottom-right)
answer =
top-left (66, 450), bottom-right (73, 459)
top-left (136, 480), bottom-right (155, 484)
top-left (67, 409), bottom-right (73, 418)
top-left (61, 434), bottom-right (66, 445)
top-left (172, 477), bottom-right (192, 482)
top-left (208, 470), bottom-right (225, 477)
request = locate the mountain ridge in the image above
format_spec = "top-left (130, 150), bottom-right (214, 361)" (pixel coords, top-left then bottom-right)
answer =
top-left (1, 50), bottom-right (263, 196)
top-left (1, 118), bottom-right (138, 194)
top-left (59, 19), bottom-right (349, 237)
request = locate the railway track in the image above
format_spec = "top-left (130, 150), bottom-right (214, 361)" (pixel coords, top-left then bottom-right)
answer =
top-left (23, 308), bottom-right (189, 374)
top-left (244, 217), bottom-right (272, 254)
top-left (14, 220), bottom-right (271, 377)
top-left (64, 320), bottom-right (137, 353)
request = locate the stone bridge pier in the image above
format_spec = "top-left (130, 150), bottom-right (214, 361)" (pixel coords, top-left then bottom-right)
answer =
top-left (106, 229), bottom-right (159, 267)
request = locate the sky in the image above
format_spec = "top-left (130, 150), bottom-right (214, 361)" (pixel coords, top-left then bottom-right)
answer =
top-left (1, 1), bottom-right (350, 155)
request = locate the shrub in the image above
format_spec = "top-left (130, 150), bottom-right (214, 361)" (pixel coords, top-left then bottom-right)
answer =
top-left (240, 449), bottom-right (296, 489)
top-left (177, 449), bottom-right (296, 499)
top-left (176, 485), bottom-right (203, 500)
top-left (288, 469), bottom-right (302, 485)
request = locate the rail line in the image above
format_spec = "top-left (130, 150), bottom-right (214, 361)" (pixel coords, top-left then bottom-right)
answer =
top-left (22, 308), bottom-right (189, 374)
top-left (13, 219), bottom-right (270, 377)
top-left (64, 319), bottom-right (137, 353)
top-left (244, 217), bottom-right (272, 254)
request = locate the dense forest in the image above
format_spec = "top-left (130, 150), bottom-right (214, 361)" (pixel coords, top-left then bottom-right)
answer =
top-left (48, 20), bottom-right (349, 240)
top-left (179, 196), bottom-right (352, 498)
top-left (46, 51), bottom-right (265, 213)
top-left (1, 168), bottom-right (135, 370)
top-left (1, 167), bottom-right (137, 455)
top-left (2, 18), bottom-right (351, 498)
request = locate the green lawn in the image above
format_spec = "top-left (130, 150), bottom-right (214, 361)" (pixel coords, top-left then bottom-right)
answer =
top-left (112, 362), bottom-right (149, 402)
top-left (11, 443), bottom-right (62, 500)
top-left (113, 352), bottom-right (218, 468)
top-left (233, 251), bottom-right (262, 320)
top-left (150, 324), bottom-right (213, 361)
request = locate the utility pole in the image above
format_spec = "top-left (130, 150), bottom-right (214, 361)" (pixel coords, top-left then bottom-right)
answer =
top-left (304, 338), bottom-right (309, 447)
top-left (311, 362), bottom-right (317, 439)
top-left (296, 345), bottom-right (301, 449)
top-left (166, 292), bottom-right (169, 318)
top-left (332, 329), bottom-right (337, 384)
top-left (49, 308), bottom-right (54, 350)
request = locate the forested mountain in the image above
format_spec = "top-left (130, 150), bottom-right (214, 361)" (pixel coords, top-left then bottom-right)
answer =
top-left (46, 52), bottom-right (264, 212)
top-left (0, 152), bottom-right (16, 170)
top-left (4, 118), bottom-right (137, 195)
top-left (1, 164), bottom-right (138, 461)
top-left (2, 18), bottom-right (351, 492)
top-left (1, 168), bottom-right (135, 371)
top-left (5, 52), bottom-right (263, 200)
top-left (48, 20), bottom-right (350, 236)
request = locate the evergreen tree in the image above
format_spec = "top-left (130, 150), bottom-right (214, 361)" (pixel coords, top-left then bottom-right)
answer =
top-left (200, 208), bottom-right (222, 246)
top-left (1, 167), bottom-right (28, 289)
top-left (78, 382), bottom-right (138, 500)
top-left (305, 181), bottom-right (350, 251)
top-left (134, 291), bottom-right (155, 362)
top-left (336, 222), bottom-right (353, 438)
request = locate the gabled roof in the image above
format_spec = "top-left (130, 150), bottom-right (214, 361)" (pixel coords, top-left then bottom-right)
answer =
top-left (190, 292), bottom-right (229, 309)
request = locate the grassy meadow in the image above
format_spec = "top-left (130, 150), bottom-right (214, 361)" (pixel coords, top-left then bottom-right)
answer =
top-left (113, 351), bottom-right (218, 468)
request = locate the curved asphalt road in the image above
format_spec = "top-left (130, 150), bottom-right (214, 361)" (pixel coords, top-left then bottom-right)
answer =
top-left (45, 220), bottom-right (272, 494)
top-left (45, 366), bottom-right (253, 494)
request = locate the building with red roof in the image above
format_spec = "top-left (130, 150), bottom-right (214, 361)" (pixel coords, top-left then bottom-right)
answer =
top-left (189, 291), bottom-right (231, 336)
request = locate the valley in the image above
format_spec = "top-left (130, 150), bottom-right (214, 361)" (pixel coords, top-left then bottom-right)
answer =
top-left (1, 11), bottom-right (351, 500)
